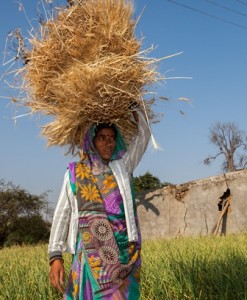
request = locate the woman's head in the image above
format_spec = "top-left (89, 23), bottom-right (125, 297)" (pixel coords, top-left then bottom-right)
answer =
top-left (82, 122), bottom-right (126, 165)
top-left (93, 124), bottom-right (117, 162)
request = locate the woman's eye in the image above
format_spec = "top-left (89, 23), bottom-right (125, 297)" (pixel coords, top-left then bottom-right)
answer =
top-left (97, 135), bottom-right (116, 142)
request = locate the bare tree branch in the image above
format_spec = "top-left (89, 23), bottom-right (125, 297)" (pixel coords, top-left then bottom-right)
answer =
top-left (204, 122), bottom-right (247, 172)
top-left (203, 152), bottom-right (222, 166)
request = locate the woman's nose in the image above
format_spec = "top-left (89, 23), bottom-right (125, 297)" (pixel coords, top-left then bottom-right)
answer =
top-left (106, 138), bottom-right (114, 145)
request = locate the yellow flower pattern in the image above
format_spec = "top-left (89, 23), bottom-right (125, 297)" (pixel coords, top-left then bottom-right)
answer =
top-left (71, 271), bottom-right (79, 297)
top-left (76, 164), bottom-right (98, 183)
top-left (72, 283), bottom-right (79, 298)
top-left (129, 249), bottom-right (139, 264)
top-left (72, 271), bottom-right (77, 282)
top-left (102, 174), bottom-right (117, 194)
top-left (88, 255), bottom-right (101, 279)
top-left (82, 231), bottom-right (92, 244)
top-left (76, 163), bottom-right (91, 180)
top-left (80, 183), bottom-right (102, 203)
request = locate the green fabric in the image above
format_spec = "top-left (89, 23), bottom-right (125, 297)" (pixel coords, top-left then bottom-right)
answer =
top-left (68, 170), bottom-right (76, 195)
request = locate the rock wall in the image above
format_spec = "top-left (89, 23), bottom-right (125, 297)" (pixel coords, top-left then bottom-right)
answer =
top-left (137, 169), bottom-right (247, 239)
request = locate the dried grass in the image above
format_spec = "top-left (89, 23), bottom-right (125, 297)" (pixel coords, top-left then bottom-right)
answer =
top-left (15, 0), bottom-right (162, 154)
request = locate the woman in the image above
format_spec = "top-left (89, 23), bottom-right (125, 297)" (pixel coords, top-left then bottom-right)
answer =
top-left (48, 109), bottom-right (150, 299)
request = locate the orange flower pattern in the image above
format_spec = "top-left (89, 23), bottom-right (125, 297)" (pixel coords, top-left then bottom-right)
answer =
top-left (80, 183), bottom-right (102, 203)
top-left (76, 163), bottom-right (97, 183)
top-left (88, 254), bottom-right (102, 279)
top-left (82, 231), bottom-right (92, 244)
top-left (102, 174), bottom-right (117, 194)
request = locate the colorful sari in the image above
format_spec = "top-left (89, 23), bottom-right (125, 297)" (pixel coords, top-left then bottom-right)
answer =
top-left (64, 125), bottom-right (141, 300)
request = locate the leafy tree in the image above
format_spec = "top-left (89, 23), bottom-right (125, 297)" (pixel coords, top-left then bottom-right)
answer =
top-left (0, 179), bottom-right (50, 247)
top-left (4, 215), bottom-right (50, 246)
top-left (204, 122), bottom-right (247, 172)
top-left (134, 171), bottom-right (163, 192)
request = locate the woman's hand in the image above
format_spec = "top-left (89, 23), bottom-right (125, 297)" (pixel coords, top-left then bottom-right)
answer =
top-left (49, 260), bottom-right (65, 293)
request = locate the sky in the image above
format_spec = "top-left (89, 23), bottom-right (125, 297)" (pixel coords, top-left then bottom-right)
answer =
top-left (1, 0), bottom-right (247, 208)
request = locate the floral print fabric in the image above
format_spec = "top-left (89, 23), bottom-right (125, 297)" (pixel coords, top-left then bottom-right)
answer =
top-left (64, 126), bottom-right (141, 300)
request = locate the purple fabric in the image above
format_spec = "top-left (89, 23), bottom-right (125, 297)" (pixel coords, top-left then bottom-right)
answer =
top-left (68, 162), bottom-right (76, 184)
top-left (104, 192), bottom-right (122, 214)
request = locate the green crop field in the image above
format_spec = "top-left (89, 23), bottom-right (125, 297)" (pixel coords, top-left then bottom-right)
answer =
top-left (1, 234), bottom-right (247, 299)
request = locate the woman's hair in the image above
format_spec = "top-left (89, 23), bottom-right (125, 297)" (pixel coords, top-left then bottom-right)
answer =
top-left (94, 123), bottom-right (118, 138)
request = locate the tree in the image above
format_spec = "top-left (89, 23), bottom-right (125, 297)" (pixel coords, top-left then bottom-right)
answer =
top-left (0, 179), bottom-right (50, 247)
top-left (4, 215), bottom-right (50, 246)
top-left (133, 172), bottom-right (163, 192)
top-left (204, 122), bottom-right (247, 172)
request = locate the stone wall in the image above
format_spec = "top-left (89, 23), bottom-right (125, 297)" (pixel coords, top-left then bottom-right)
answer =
top-left (137, 169), bottom-right (247, 239)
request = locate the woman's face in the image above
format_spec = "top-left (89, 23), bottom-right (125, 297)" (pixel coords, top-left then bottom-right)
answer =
top-left (93, 128), bottom-right (116, 162)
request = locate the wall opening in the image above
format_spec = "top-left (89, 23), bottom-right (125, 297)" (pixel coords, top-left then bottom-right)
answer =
top-left (212, 188), bottom-right (232, 236)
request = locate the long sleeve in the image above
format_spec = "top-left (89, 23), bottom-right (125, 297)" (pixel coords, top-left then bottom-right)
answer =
top-left (48, 170), bottom-right (74, 261)
top-left (122, 110), bottom-right (151, 175)
top-left (109, 110), bottom-right (150, 242)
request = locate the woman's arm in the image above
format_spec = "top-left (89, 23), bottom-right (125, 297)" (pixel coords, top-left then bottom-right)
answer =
top-left (48, 170), bottom-right (72, 260)
top-left (122, 109), bottom-right (151, 174)
top-left (48, 170), bottom-right (72, 292)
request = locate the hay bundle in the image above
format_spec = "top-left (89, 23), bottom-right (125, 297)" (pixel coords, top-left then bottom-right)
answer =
top-left (20, 0), bottom-right (161, 154)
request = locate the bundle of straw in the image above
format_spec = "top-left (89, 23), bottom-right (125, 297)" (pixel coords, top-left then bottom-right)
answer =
top-left (19, 0), bottom-right (161, 154)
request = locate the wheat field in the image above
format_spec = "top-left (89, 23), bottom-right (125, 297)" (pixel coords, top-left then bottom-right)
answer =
top-left (1, 234), bottom-right (247, 299)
